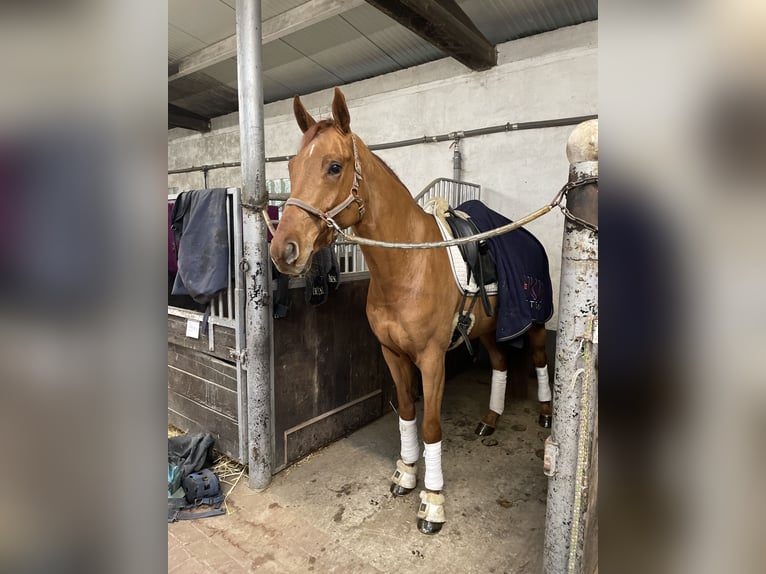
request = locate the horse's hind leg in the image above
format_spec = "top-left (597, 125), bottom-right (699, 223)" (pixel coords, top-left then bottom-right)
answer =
top-left (475, 333), bottom-right (508, 436)
top-left (529, 323), bottom-right (553, 428)
top-left (381, 345), bottom-right (419, 497)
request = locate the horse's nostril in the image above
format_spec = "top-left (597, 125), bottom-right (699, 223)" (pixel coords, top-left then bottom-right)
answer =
top-left (284, 241), bottom-right (299, 265)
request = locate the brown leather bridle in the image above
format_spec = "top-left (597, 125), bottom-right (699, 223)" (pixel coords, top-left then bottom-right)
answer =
top-left (283, 133), bottom-right (365, 234)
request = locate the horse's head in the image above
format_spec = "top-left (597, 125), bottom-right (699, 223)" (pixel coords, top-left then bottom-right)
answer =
top-left (270, 88), bottom-right (364, 275)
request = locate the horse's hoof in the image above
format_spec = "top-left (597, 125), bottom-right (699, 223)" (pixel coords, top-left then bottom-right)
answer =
top-left (538, 413), bottom-right (552, 428)
top-left (390, 460), bottom-right (417, 495)
top-left (417, 519), bottom-right (444, 534)
top-left (475, 422), bottom-right (495, 436)
top-left (390, 483), bottom-right (414, 497)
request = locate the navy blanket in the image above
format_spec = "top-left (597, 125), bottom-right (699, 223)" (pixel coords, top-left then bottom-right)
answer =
top-left (457, 200), bottom-right (554, 344)
top-left (171, 188), bottom-right (229, 305)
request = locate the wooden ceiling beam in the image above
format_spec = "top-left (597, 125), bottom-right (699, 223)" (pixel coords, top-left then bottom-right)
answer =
top-left (365, 0), bottom-right (496, 71)
top-left (169, 0), bottom-right (366, 83)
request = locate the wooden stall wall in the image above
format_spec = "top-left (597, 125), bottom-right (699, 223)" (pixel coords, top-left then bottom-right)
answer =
top-left (167, 316), bottom-right (240, 459)
top-left (168, 276), bottom-right (393, 470)
top-left (273, 278), bottom-right (393, 470)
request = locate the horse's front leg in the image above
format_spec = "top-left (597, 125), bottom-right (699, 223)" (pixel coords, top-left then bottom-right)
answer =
top-left (380, 345), bottom-right (419, 497)
top-left (416, 349), bottom-right (447, 534)
top-left (475, 333), bottom-right (508, 436)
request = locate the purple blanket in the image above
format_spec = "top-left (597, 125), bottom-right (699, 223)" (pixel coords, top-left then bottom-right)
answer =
top-left (457, 200), bottom-right (554, 343)
top-left (168, 202), bottom-right (178, 274)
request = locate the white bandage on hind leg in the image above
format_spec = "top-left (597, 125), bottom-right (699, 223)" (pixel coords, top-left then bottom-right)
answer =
top-left (423, 441), bottom-right (443, 491)
top-left (536, 366), bottom-right (552, 402)
top-left (399, 417), bottom-right (420, 464)
top-left (489, 369), bottom-right (507, 415)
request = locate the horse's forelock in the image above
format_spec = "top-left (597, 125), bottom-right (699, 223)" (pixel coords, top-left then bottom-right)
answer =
top-left (298, 125), bottom-right (405, 189)
top-left (299, 119), bottom-right (335, 150)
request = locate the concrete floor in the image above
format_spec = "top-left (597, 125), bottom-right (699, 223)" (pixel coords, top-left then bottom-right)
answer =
top-left (168, 365), bottom-right (549, 573)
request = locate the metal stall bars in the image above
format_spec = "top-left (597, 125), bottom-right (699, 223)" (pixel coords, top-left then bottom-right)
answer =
top-left (543, 119), bottom-right (598, 574)
top-left (167, 188), bottom-right (249, 463)
top-left (167, 189), bottom-right (244, 337)
top-left (414, 177), bottom-right (481, 208)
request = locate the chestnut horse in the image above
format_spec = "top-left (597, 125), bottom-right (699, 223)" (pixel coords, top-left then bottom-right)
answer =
top-left (270, 88), bottom-right (551, 534)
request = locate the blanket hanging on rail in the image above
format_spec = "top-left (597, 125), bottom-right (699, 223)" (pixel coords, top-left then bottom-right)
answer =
top-left (456, 200), bottom-right (554, 344)
top-left (170, 188), bottom-right (229, 305)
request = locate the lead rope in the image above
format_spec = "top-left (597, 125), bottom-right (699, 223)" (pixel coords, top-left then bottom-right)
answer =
top-left (261, 176), bottom-right (597, 248)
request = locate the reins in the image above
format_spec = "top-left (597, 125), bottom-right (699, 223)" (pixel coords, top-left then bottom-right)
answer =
top-left (261, 131), bottom-right (598, 248)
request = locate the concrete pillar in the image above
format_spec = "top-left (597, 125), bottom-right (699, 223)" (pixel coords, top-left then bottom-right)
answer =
top-left (236, 0), bottom-right (273, 490)
top-left (543, 119), bottom-right (598, 574)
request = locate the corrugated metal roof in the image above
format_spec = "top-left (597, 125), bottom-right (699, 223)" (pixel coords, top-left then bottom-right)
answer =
top-left (280, 15), bottom-right (363, 55)
top-left (169, 0), bottom-right (597, 125)
top-left (340, 4), bottom-right (444, 68)
top-left (262, 40), bottom-right (306, 69)
top-left (168, 24), bottom-right (207, 62)
top-left (168, 0), bottom-right (234, 46)
top-left (279, 16), bottom-right (397, 83)
top-left (265, 53), bottom-right (343, 95)
top-left (202, 57), bottom-right (239, 86)
top-left (458, 0), bottom-right (597, 44)
top-left (261, 74), bottom-right (296, 102)
top-left (262, 0), bottom-right (312, 20)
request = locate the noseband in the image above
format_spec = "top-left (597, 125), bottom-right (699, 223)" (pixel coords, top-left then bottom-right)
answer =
top-left (284, 133), bottom-right (365, 234)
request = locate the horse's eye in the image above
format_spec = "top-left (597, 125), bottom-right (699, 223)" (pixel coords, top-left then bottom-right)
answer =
top-left (328, 163), bottom-right (342, 175)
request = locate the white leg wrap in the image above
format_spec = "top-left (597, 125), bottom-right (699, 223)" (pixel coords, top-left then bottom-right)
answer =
top-left (423, 441), bottom-right (443, 491)
top-left (399, 417), bottom-right (419, 464)
top-left (536, 366), bottom-right (552, 402)
top-left (489, 369), bottom-right (507, 415)
top-left (391, 459), bottom-right (418, 489)
top-left (417, 490), bottom-right (446, 523)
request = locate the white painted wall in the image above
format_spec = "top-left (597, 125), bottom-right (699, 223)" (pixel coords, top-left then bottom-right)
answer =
top-left (168, 21), bottom-right (597, 329)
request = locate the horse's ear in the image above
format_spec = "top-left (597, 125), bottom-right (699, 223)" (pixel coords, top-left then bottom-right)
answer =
top-left (293, 95), bottom-right (316, 133)
top-left (331, 87), bottom-right (351, 134)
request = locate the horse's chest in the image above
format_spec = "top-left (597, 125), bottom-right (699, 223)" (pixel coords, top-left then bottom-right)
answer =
top-left (367, 316), bottom-right (419, 356)
top-left (365, 295), bottom-right (453, 355)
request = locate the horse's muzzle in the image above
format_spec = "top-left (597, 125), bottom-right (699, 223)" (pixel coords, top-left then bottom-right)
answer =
top-left (270, 236), bottom-right (312, 276)
top-left (281, 240), bottom-right (299, 266)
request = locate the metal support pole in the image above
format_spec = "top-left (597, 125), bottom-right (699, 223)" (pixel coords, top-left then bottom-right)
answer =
top-left (452, 138), bottom-right (462, 181)
top-left (543, 120), bottom-right (598, 574)
top-left (236, 0), bottom-right (273, 490)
